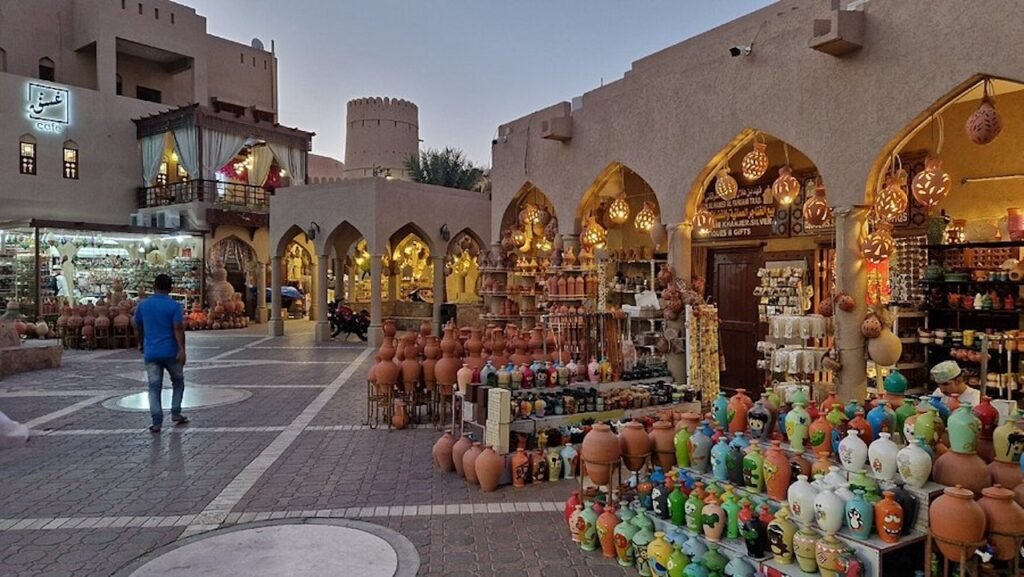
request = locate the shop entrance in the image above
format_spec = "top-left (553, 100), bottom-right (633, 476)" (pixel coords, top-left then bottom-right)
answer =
top-left (708, 247), bottom-right (760, 396)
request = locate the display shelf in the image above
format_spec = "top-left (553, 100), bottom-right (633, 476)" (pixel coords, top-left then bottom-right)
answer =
top-left (507, 377), bottom-right (674, 397)
top-left (895, 362), bottom-right (926, 370)
top-left (647, 514), bottom-right (751, 557)
top-left (921, 279), bottom-right (1024, 286)
top-left (924, 240), bottom-right (1024, 250)
top-left (502, 400), bottom-right (701, 432)
top-left (547, 295), bottom-right (588, 301)
top-left (926, 307), bottom-right (1021, 315)
top-left (759, 557), bottom-right (817, 577)
top-left (893, 311), bottom-right (928, 318)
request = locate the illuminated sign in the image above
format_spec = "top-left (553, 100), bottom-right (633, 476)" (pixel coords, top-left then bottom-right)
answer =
top-left (26, 82), bottom-right (70, 133)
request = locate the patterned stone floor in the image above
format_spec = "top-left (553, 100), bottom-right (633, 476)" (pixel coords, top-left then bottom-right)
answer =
top-left (0, 321), bottom-right (629, 577)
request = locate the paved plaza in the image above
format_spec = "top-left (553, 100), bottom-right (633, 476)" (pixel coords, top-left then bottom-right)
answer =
top-left (0, 322), bottom-right (629, 577)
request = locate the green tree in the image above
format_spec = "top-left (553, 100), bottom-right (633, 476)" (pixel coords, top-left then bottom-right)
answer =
top-left (405, 147), bottom-right (485, 191)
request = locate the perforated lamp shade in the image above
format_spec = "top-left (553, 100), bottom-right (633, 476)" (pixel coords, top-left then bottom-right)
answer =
top-left (771, 166), bottom-right (801, 205)
top-left (875, 170), bottom-right (909, 222)
top-left (518, 203), bottom-right (542, 226)
top-left (741, 142), bottom-right (770, 181)
top-left (608, 194), bottom-right (630, 225)
top-left (693, 204), bottom-right (715, 236)
top-left (510, 226), bottom-right (527, 248)
top-left (634, 201), bottom-right (657, 232)
top-left (581, 215), bottom-right (607, 249)
top-left (715, 168), bottom-right (738, 201)
top-left (862, 222), bottom-right (896, 264)
top-left (911, 156), bottom-right (952, 209)
top-left (803, 182), bottom-right (832, 227)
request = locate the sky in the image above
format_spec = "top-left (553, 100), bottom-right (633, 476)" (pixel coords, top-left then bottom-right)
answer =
top-left (188, 0), bottom-right (775, 167)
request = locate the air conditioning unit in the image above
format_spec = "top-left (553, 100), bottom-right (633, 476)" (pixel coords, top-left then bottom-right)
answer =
top-left (155, 210), bottom-right (181, 229)
top-left (540, 116), bottom-right (572, 142)
top-left (130, 212), bottom-right (153, 227)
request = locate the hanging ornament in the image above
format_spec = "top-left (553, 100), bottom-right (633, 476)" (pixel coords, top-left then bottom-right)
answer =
top-left (534, 235), bottom-right (552, 253)
top-left (803, 179), bottom-right (832, 226)
top-left (862, 221), bottom-right (896, 264)
top-left (874, 166), bottom-right (908, 222)
top-left (581, 215), bottom-right (607, 249)
top-left (511, 226), bottom-right (527, 248)
top-left (911, 156), bottom-right (952, 209)
top-left (608, 193), bottom-right (630, 225)
top-left (634, 201), bottom-right (657, 232)
top-left (693, 203), bottom-right (715, 236)
top-left (518, 202), bottom-right (541, 226)
top-left (544, 217), bottom-right (559, 242)
top-left (535, 206), bottom-right (552, 226)
top-left (965, 79), bottom-right (1003, 145)
top-left (741, 137), bottom-right (770, 181)
top-left (715, 168), bottom-right (738, 201)
top-left (772, 166), bottom-right (801, 205)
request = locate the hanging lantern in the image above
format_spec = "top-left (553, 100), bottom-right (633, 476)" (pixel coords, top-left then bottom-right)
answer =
top-left (535, 235), bottom-right (552, 253)
top-left (518, 202), bottom-right (541, 225)
top-left (693, 203), bottom-right (715, 236)
top-left (911, 156), bottom-right (952, 209)
top-left (581, 215), bottom-right (607, 249)
top-left (862, 221), bottom-right (896, 264)
top-left (771, 166), bottom-right (801, 205)
top-left (535, 206), bottom-right (552, 226)
top-left (741, 141), bottom-right (770, 181)
top-left (510, 226), bottom-right (527, 248)
top-left (965, 80), bottom-right (1003, 145)
top-left (608, 193), bottom-right (630, 225)
top-left (803, 181), bottom-right (833, 227)
top-left (874, 169), bottom-right (908, 222)
top-left (634, 201), bottom-right (657, 232)
top-left (715, 168), bottom-right (738, 201)
top-left (544, 217), bottom-right (559, 242)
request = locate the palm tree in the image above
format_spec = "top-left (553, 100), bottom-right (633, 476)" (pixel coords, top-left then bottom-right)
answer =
top-left (405, 147), bottom-right (485, 191)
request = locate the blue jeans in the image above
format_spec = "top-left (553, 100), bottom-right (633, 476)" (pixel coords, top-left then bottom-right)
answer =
top-left (145, 358), bottom-right (184, 426)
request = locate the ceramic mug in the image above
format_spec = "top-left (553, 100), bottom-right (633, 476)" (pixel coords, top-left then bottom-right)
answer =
top-left (963, 330), bottom-right (976, 347)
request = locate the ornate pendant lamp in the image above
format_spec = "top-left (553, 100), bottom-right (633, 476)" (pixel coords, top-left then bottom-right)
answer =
top-left (634, 201), bottom-right (657, 232)
top-left (875, 155), bottom-right (909, 223)
top-left (803, 179), bottom-right (832, 227)
top-left (965, 78), bottom-right (1003, 145)
top-left (911, 115), bottom-right (952, 209)
top-left (741, 134), bottom-right (770, 181)
top-left (715, 167), bottom-right (738, 201)
top-left (862, 221), bottom-right (896, 264)
top-left (510, 226), bottom-right (527, 248)
top-left (581, 214), bottom-right (607, 249)
top-left (608, 193), bottom-right (630, 225)
top-left (693, 203), bottom-right (715, 236)
top-left (771, 144), bottom-right (800, 205)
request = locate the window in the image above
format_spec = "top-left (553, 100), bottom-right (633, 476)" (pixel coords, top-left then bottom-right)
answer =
top-left (19, 135), bottom-right (36, 175)
top-left (170, 12), bottom-right (175, 24)
top-left (121, 0), bottom-right (126, 9)
top-left (62, 142), bottom-right (79, 179)
top-left (138, 3), bottom-right (143, 15)
top-left (240, 52), bottom-right (244, 64)
top-left (0, 48), bottom-right (6, 73)
top-left (115, 74), bottom-right (123, 96)
top-left (156, 162), bottom-right (168, 185)
top-left (154, 7), bottom-right (159, 19)
top-left (38, 57), bottom-right (55, 81)
top-left (136, 85), bottom-right (161, 103)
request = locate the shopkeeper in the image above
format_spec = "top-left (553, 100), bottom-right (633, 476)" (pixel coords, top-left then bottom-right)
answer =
top-left (930, 360), bottom-right (981, 406)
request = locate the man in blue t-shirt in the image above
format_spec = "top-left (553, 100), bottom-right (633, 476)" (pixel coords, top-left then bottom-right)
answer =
top-left (134, 274), bottom-right (188, 433)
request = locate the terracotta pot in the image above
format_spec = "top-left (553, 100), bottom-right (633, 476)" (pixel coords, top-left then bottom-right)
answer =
top-left (873, 491), bottom-right (903, 544)
top-left (619, 421), bottom-right (651, 472)
top-left (648, 418), bottom-right (676, 470)
top-left (763, 440), bottom-right (792, 501)
top-left (391, 400), bottom-right (409, 429)
top-left (462, 442), bottom-right (483, 485)
top-left (808, 414), bottom-right (833, 455)
top-left (929, 485), bottom-right (986, 560)
top-left (988, 459), bottom-right (1023, 488)
top-left (452, 434), bottom-right (472, 478)
top-left (529, 328), bottom-right (545, 362)
top-left (434, 326), bottom-right (460, 385)
top-left (475, 446), bottom-right (504, 492)
top-left (1015, 483), bottom-right (1024, 508)
top-left (383, 318), bottom-right (397, 338)
top-left (581, 424), bottom-right (620, 486)
top-left (375, 337), bottom-right (400, 387)
top-left (727, 390), bottom-right (750, 434)
top-left (978, 485), bottom-right (1024, 560)
top-left (466, 328), bottom-right (484, 370)
top-left (860, 313), bottom-right (882, 338)
top-left (433, 432), bottom-right (455, 472)
top-left (932, 451), bottom-right (991, 497)
top-left (400, 332), bottom-right (421, 394)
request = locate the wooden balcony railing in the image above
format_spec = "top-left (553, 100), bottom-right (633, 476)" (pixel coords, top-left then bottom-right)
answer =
top-left (137, 180), bottom-right (271, 210)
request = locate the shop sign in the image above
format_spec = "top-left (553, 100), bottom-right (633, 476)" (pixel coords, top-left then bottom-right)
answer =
top-left (26, 83), bottom-right (70, 134)
top-left (696, 182), bottom-right (787, 241)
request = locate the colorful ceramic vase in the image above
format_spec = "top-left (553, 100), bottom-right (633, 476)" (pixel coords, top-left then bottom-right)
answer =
top-left (712, 392), bottom-right (729, 428)
top-left (741, 445), bottom-right (764, 494)
top-left (710, 438), bottom-right (730, 482)
top-left (814, 486), bottom-right (844, 533)
top-left (668, 482), bottom-right (686, 527)
top-left (667, 543), bottom-right (689, 577)
top-left (809, 414), bottom-right (833, 455)
top-left (767, 505), bottom-right (796, 564)
top-left (702, 494), bottom-right (726, 542)
top-left (815, 533), bottom-right (847, 577)
top-left (685, 483), bottom-right (705, 533)
top-left (561, 442), bottom-right (579, 480)
top-left (740, 516), bottom-right (769, 559)
top-left (866, 399), bottom-right (896, 440)
top-left (844, 490), bottom-right (874, 539)
top-left (896, 438), bottom-right (932, 488)
top-left (868, 432), bottom-right (899, 481)
top-left (992, 410), bottom-right (1024, 463)
top-left (848, 411), bottom-right (874, 445)
top-left (763, 440), bottom-right (792, 501)
top-left (569, 504), bottom-right (585, 543)
top-left (647, 531), bottom-right (673, 576)
top-left (838, 429), bottom-right (868, 472)
top-left (721, 489), bottom-right (741, 539)
top-left (888, 482), bottom-right (919, 536)
top-left (788, 474), bottom-right (817, 525)
top-left (688, 425), bottom-right (712, 473)
top-left (727, 390), bottom-right (750, 434)
top-left (747, 398), bottom-right (774, 440)
top-left (632, 515), bottom-right (656, 577)
top-left (597, 503), bottom-right (619, 558)
top-left (700, 544), bottom-right (728, 576)
top-left (674, 425), bottom-right (691, 468)
top-left (947, 405), bottom-right (981, 454)
top-left (793, 527), bottom-right (820, 573)
top-left (613, 511), bottom-right (638, 566)
top-left (873, 491), bottom-right (903, 544)
top-left (785, 402), bottom-right (811, 453)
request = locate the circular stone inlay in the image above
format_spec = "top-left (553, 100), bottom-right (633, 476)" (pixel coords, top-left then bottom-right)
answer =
top-left (103, 388), bottom-right (251, 412)
top-left (128, 524), bottom-right (399, 577)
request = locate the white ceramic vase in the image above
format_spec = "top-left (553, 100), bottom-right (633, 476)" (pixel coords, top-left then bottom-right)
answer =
top-left (868, 432), bottom-right (899, 481)
top-left (839, 429), bottom-right (868, 472)
top-left (813, 486), bottom-right (845, 533)
top-left (896, 438), bottom-right (933, 488)
top-left (456, 364), bottom-right (473, 395)
top-left (787, 474), bottom-right (818, 525)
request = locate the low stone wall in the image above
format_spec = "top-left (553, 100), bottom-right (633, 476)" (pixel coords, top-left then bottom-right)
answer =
top-left (0, 340), bottom-right (63, 380)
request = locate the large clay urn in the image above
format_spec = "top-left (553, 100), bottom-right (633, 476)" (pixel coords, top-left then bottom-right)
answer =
top-left (988, 459), bottom-right (1023, 488)
top-left (400, 332), bottom-right (421, 394)
top-left (432, 432), bottom-right (455, 472)
top-left (489, 328), bottom-right (508, 367)
top-left (582, 423), bottom-right (620, 486)
top-left (434, 326), bottom-right (459, 386)
top-left (544, 329), bottom-right (557, 362)
top-left (466, 328), bottom-right (485, 370)
top-left (932, 450), bottom-right (991, 497)
top-left (1015, 483), bottom-right (1024, 508)
top-left (978, 485), bottom-right (1024, 560)
top-left (475, 445), bottom-right (505, 492)
top-left (452, 434), bottom-right (473, 478)
top-left (422, 336), bottom-right (439, 390)
top-left (462, 441), bottom-right (483, 485)
top-left (375, 337), bottom-right (400, 390)
top-left (620, 421), bottom-right (652, 472)
top-left (648, 417), bottom-right (677, 469)
top-left (512, 333), bottom-right (531, 366)
top-left (929, 485), bottom-right (986, 560)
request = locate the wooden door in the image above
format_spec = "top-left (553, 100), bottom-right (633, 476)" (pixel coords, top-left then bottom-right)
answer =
top-left (708, 248), bottom-right (761, 396)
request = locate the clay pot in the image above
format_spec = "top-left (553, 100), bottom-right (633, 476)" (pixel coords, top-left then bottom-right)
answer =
top-left (763, 440), bottom-right (792, 501)
top-left (932, 451), bottom-right (991, 497)
top-left (978, 485), bottom-right (1024, 560)
top-left (452, 434), bottom-right (472, 478)
top-left (433, 432), bottom-right (455, 472)
top-left (421, 336), bottom-right (439, 389)
top-left (619, 421), bottom-right (652, 472)
top-left (860, 313), bottom-right (882, 339)
top-left (512, 448), bottom-right (530, 488)
top-left (581, 423), bottom-right (620, 486)
top-left (462, 442), bottom-right (483, 485)
top-left (867, 329), bottom-right (902, 367)
top-left (873, 491), bottom-right (903, 544)
top-left (966, 96), bottom-right (1003, 145)
top-left (400, 332), bottom-right (421, 393)
top-left (817, 296), bottom-right (834, 317)
top-left (466, 328), bottom-right (484, 370)
top-left (375, 337), bottom-right (400, 387)
top-left (434, 326), bottom-right (459, 386)
top-left (391, 399), bottom-right (409, 429)
top-left (475, 445), bottom-right (504, 492)
top-left (648, 418), bottom-right (676, 470)
top-left (835, 292), bottom-right (855, 312)
top-left (930, 485), bottom-right (986, 560)
top-left (727, 389), bottom-right (750, 434)
top-left (596, 503), bottom-right (619, 558)
top-left (1015, 483), bottom-right (1024, 508)
top-left (988, 459), bottom-right (1023, 488)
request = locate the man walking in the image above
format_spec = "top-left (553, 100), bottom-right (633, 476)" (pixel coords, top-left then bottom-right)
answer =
top-left (135, 274), bottom-right (188, 433)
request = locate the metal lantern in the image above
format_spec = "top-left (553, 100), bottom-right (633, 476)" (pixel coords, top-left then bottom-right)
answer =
top-left (510, 226), bottom-right (527, 248)
top-left (862, 221), bottom-right (896, 264)
top-left (634, 201), bottom-right (657, 232)
top-left (693, 203), bottom-right (715, 236)
top-left (608, 193), bottom-right (630, 225)
top-left (771, 166), bottom-right (801, 205)
top-left (518, 202), bottom-right (541, 225)
top-left (581, 215), bottom-right (607, 249)
top-left (741, 142), bottom-right (770, 181)
top-left (874, 170), bottom-right (908, 222)
top-left (911, 156), bottom-right (952, 209)
top-left (803, 181), bottom-right (833, 227)
top-left (715, 168), bottom-right (738, 201)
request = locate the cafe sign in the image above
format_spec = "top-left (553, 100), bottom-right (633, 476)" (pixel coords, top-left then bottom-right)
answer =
top-left (26, 82), bottom-right (70, 134)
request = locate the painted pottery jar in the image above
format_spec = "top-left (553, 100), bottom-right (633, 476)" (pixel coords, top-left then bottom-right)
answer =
top-left (992, 410), bottom-right (1024, 463)
top-left (580, 502), bottom-right (600, 552)
top-left (700, 543), bottom-right (728, 576)
top-left (727, 443), bottom-right (746, 487)
top-left (547, 447), bottom-right (563, 481)
top-left (793, 526), bottom-right (820, 573)
top-left (947, 405), bottom-right (981, 454)
top-left (476, 445), bottom-right (504, 492)
top-left (597, 504), bottom-right (620, 558)
top-left (688, 425), bottom-right (712, 473)
top-left (978, 485), bottom-right (1024, 560)
top-left (632, 516), bottom-right (656, 577)
top-left (888, 482), bottom-right (918, 536)
top-left (812, 451), bottom-right (832, 481)
top-left (790, 452), bottom-right (812, 480)
top-left (785, 402), bottom-right (811, 453)
top-left (727, 389), bottom-right (751, 434)
top-left (682, 562), bottom-right (709, 577)
top-left (721, 490), bottom-right (741, 539)
top-left (815, 533), bottom-right (847, 577)
top-left (667, 543), bottom-right (689, 577)
top-left (668, 483), bottom-right (686, 527)
top-left (741, 445), bottom-right (765, 494)
top-left (560, 442), bottom-right (579, 479)
top-left (766, 506), bottom-right (796, 564)
top-left (929, 485), bottom-right (986, 560)
top-left (972, 396), bottom-right (999, 441)
top-left (763, 440), bottom-right (792, 501)
top-left (582, 423), bottom-right (620, 486)
top-left (647, 532), bottom-right (673, 576)
top-left (740, 516), bottom-right (769, 559)
top-left (847, 411), bottom-right (874, 445)
top-left (673, 424), bottom-right (691, 468)
top-left (844, 490), bottom-right (874, 539)
top-left (896, 439), bottom-right (932, 488)
top-left (650, 418), bottom-right (677, 470)
top-left (868, 432), bottom-right (899, 481)
top-left (839, 429), bottom-right (868, 472)
top-left (451, 434), bottom-right (473, 478)
top-left (710, 438), bottom-right (731, 482)
top-left (788, 474), bottom-right (818, 525)
top-left (621, 421), bottom-right (652, 472)
top-left (568, 505), bottom-right (585, 543)
top-left (682, 535), bottom-right (708, 562)
top-left (868, 491), bottom-right (900, 544)
top-left (712, 392), bottom-right (729, 428)
top-left (456, 363), bottom-right (473, 395)
top-left (685, 483), bottom-right (705, 533)
top-left (724, 557), bottom-right (755, 577)
top-left (563, 490), bottom-right (580, 525)
top-left (931, 450), bottom-right (990, 496)
top-left (531, 449), bottom-right (548, 484)
top-left (432, 432), bottom-right (455, 472)
top-left (866, 400), bottom-right (896, 440)
top-left (701, 494), bottom-right (726, 542)
top-left (814, 486), bottom-right (844, 533)
top-left (809, 414), bottom-right (833, 456)
top-left (613, 512), bottom-right (638, 566)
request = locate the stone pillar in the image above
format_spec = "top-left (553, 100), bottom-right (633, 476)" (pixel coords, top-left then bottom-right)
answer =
top-left (309, 257), bottom-right (319, 323)
top-left (834, 206), bottom-right (870, 404)
top-left (368, 254), bottom-right (384, 349)
top-left (255, 261), bottom-right (268, 324)
top-left (269, 256), bottom-right (284, 336)
top-left (432, 255), bottom-right (445, 336)
top-left (668, 222), bottom-right (693, 281)
top-left (314, 254), bottom-right (330, 342)
top-left (347, 257), bottom-right (357, 302)
top-left (96, 35), bottom-right (117, 94)
top-left (387, 267), bottom-right (399, 303)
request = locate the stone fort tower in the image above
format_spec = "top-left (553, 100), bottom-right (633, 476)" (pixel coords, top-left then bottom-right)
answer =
top-left (344, 97), bottom-right (420, 180)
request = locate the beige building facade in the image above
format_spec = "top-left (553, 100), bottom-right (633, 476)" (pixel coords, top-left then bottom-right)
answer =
top-left (344, 97), bottom-right (419, 180)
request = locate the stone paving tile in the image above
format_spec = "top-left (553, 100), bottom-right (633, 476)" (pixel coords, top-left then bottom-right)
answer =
top-left (0, 527), bottom-right (183, 577)
top-left (0, 396), bottom-right (83, 423)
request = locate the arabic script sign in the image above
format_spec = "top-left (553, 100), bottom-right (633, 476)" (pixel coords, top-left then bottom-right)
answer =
top-left (26, 83), bottom-right (70, 133)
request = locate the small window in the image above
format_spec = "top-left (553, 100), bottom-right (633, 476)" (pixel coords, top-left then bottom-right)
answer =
top-left (62, 142), bottom-right (79, 180)
top-left (252, 56), bottom-right (256, 67)
top-left (38, 57), bottom-right (55, 81)
top-left (19, 136), bottom-right (37, 175)
top-left (154, 7), bottom-right (159, 19)
top-left (0, 48), bottom-right (6, 73)
top-left (240, 52), bottom-right (244, 64)
top-left (115, 74), bottom-right (123, 96)
top-left (136, 85), bottom-right (161, 103)
top-left (156, 162), bottom-right (168, 185)
top-left (138, 3), bottom-right (143, 15)
top-left (170, 12), bottom-right (175, 24)
top-left (121, 0), bottom-right (126, 8)
top-left (263, 60), bottom-right (267, 70)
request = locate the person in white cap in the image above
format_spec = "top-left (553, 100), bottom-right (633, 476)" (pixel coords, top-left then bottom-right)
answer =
top-left (930, 360), bottom-right (981, 406)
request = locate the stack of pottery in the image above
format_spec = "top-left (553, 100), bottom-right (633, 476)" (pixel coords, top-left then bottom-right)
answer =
top-left (932, 405), bottom-right (991, 496)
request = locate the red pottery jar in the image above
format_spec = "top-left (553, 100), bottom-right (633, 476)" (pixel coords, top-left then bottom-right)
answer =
top-left (763, 440), bottom-right (792, 501)
top-left (462, 442), bottom-right (483, 486)
top-left (451, 434), bottom-right (473, 478)
top-left (932, 451), bottom-right (991, 497)
top-left (648, 417), bottom-right (677, 469)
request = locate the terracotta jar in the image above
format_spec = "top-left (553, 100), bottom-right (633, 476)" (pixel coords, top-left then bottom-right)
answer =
top-left (466, 328), bottom-right (485, 370)
top-left (1015, 483), bottom-right (1024, 508)
top-left (648, 418), bottom-right (676, 470)
top-left (581, 423), bottom-right (620, 486)
top-left (766, 505), bottom-right (796, 564)
top-left (422, 336), bottom-right (440, 390)
top-left (490, 328), bottom-right (508, 367)
top-left (978, 485), bottom-right (1024, 560)
top-left (702, 494), bottom-right (726, 542)
top-left (873, 491), bottom-right (903, 544)
top-left (763, 440), bottom-right (792, 501)
top-left (475, 445), bottom-right (504, 492)
top-left (400, 332), bottom-right (421, 394)
top-left (432, 432), bottom-right (455, 472)
top-left (391, 399), bottom-right (409, 429)
top-left (988, 459), bottom-right (1023, 488)
top-left (808, 414), bottom-right (833, 455)
top-left (847, 411), bottom-right (873, 445)
top-left (434, 325), bottom-right (460, 385)
top-left (375, 337), bottom-right (400, 389)
top-left (452, 434), bottom-right (473, 478)
top-left (929, 485), bottom-right (986, 560)
top-left (932, 451), bottom-right (991, 497)
top-left (815, 533), bottom-right (847, 577)
top-left (529, 327), bottom-right (545, 362)
top-left (793, 527), bottom-right (819, 573)
top-left (462, 442), bottom-right (483, 485)
top-left (727, 389), bottom-right (751, 434)
top-left (620, 421), bottom-right (652, 472)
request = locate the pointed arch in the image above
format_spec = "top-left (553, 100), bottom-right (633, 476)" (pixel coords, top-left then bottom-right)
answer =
top-left (575, 162), bottom-right (661, 252)
top-left (324, 220), bottom-right (366, 256)
top-left (387, 221), bottom-right (434, 255)
top-left (500, 181), bottom-right (556, 232)
top-left (208, 235), bottom-right (258, 274)
top-left (38, 57), bottom-right (55, 81)
top-left (446, 227), bottom-right (485, 257)
top-left (273, 224), bottom-right (307, 258)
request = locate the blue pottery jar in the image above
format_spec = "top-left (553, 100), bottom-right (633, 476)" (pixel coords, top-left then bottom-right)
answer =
top-left (712, 392), bottom-right (729, 428)
top-left (928, 394), bottom-right (951, 421)
top-left (727, 443), bottom-right (745, 486)
top-left (866, 400), bottom-right (896, 440)
top-left (711, 438), bottom-right (731, 482)
top-left (844, 400), bottom-right (861, 420)
top-left (729, 432), bottom-right (751, 451)
top-left (844, 490), bottom-right (874, 539)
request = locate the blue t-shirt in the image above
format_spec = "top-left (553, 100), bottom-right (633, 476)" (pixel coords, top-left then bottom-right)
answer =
top-left (134, 294), bottom-right (184, 361)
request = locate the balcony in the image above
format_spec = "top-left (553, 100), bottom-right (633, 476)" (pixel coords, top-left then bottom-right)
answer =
top-left (137, 179), bottom-right (270, 210)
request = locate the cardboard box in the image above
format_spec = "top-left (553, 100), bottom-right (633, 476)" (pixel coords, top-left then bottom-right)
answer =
top-left (487, 388), bottom-right (513, 424)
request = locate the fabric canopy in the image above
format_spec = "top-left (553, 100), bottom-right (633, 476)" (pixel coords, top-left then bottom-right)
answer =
top-left (171, 126), bottom-right (201, 178)
top-left (247, 145), bottom-right (274, 188)
top-left (202, 130), bottom-right (246, 180)
top-left (140, 133), bottom-right (167, 186)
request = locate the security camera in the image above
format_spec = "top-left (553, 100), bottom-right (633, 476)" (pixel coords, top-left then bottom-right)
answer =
top-left (730, 45), bottom-right (752, 57)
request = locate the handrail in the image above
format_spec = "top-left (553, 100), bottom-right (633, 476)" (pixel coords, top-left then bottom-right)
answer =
top-left (137, 179), bottom-right (270, 210)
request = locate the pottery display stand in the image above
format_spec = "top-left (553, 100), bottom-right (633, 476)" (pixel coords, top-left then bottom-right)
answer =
top-left (577, 457), bottom-right (623, 505)
top-left (923, 535), bottom-right (986, 577)
top-left (62, 326), bottom-right (81, 350)
top-left (93, 324), bottom-right (111, 349)
top-left (364, 381), bottom-right (393, 430)
top-left (985, 530), bottom-right (1023, 577)
top-left (433, 385), bottom-right (457, 432)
